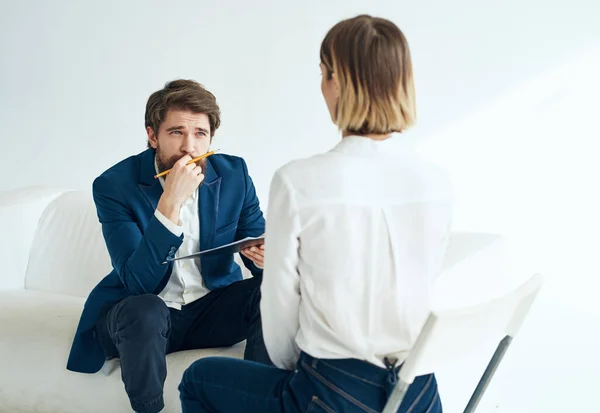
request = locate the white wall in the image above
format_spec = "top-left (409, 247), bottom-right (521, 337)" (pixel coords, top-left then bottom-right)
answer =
top-left (1, 0), bottom-right (598, 203)
top-left (418, 44), bottom-right (600, 411)
top-left (2, 0), bottom-right (600, 411)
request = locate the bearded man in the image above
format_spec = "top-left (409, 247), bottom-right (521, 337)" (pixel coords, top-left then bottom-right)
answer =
top-left (66, 79), bottom-right (270, 413)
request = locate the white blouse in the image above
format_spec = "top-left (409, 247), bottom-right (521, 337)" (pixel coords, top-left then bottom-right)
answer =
top-left (260, 135), bottom-right (453, 370)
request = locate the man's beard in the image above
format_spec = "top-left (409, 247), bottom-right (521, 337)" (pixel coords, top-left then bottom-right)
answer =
top-left (156, 149), bottom-right (207, 182)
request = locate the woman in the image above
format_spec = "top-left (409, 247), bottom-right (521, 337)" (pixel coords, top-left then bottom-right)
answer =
top-left (179, 14), bottom-right (452, 413)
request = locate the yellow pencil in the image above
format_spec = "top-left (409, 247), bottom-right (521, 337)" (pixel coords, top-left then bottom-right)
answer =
top-left (154, 149), bottom-right (219, 179)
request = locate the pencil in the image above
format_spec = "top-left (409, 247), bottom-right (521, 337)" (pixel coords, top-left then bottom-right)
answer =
top-left (154, 149), bottom-right (219, 179)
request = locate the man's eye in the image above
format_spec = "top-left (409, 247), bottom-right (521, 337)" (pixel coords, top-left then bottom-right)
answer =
top-left (171, 131), bottom-right (182, 135)
top-left (197, 132), bottom-right (206, 137)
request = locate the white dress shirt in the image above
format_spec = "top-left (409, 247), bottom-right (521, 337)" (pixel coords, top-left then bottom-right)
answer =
top-left (153, 158), bottom-right (209, 310)
top-left (260, 135), bottom-right (453, 370)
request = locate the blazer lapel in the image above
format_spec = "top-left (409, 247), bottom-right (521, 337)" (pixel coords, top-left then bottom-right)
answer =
top-left (136, 150), bottom-right (221, 252)
top-left (199, 157), bottom-right (221, 251)
top-left (137, 149), bottom-right (163, 212)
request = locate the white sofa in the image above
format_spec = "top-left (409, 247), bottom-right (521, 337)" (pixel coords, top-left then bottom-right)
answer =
top-left (0, 186), bottom-right (508, 413)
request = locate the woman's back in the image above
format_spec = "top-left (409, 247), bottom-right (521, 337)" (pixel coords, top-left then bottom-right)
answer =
top-left (263, 134), bottom-right (453, 369)
top-left (180, 15), bottom-right (449, 413)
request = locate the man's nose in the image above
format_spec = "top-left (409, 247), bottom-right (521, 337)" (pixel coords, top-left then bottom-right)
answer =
top-left (181, 134), bottom-right (195, 154)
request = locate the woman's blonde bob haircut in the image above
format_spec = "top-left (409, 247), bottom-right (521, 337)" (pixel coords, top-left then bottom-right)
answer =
top-left (320, 15), bottom-right (416, 135)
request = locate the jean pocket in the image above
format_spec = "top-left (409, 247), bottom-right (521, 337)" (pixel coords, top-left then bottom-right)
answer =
top-left (423, 390), bottom-right (442, 413)
top-left (306, 396), bottom-right (336, 413)
top-left (302, 361), bottom-right (379, 413)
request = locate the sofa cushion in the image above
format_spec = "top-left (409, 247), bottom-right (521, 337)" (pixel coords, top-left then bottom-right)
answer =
top-left (0, 289), bottom-right (244, 413)
top-left (24, 191), bottom-right (113, 298)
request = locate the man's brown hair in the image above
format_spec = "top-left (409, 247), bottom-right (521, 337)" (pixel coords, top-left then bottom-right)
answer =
top-left (320, 15), bottom-right (416, 135)
top-left (145, 79), bottom-right (221, 147)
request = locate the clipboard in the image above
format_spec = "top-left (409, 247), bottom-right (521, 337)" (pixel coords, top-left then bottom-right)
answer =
top-left (163, 236), bottom-right (265, 263)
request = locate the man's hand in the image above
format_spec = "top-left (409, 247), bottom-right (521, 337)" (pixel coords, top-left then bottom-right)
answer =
top-left (241, 235), bottom-right (265, 267)
top-left (157, 155), bottom-right (204, 225)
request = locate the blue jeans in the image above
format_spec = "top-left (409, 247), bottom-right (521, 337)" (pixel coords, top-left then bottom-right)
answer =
top-left (179, 351), bottom-right (442, 413)
top-left (95, 276), bottom-right (271, 413)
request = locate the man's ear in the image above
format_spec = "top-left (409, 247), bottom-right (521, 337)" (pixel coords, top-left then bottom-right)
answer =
top-left (147, 126), bottom-right (158, 149)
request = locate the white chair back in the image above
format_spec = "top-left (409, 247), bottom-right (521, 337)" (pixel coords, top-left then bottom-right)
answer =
top-left (383, 272), bottom-right (543, 413)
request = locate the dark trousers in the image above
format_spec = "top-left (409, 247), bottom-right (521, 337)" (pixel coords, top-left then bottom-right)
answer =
top-left (95, 276), bottom-right (270, 413)
top-left (178, 352), bottom-right (442, 413)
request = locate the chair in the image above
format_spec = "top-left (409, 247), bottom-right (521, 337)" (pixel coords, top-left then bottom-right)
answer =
top-left (382, 272), bottom-right (544, 413)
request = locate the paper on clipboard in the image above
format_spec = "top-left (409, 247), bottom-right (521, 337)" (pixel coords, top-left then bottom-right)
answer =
top-left (164, 236), bottom-right (265, 263)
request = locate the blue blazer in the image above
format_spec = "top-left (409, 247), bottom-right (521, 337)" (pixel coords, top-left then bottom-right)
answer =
top-left (66, 148), bottom-right (265, 373)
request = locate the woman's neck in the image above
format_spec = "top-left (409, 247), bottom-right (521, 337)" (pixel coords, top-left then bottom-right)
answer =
top-left (342, 130), bottom-right (392, 141)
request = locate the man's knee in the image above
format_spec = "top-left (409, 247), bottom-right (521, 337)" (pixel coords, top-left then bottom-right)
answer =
top-left (179, 358), bottom-right (215, 398)
top-left (115, 294), bottom-right (169, 339)
top-left (179, 359), bottom-right (203, 399)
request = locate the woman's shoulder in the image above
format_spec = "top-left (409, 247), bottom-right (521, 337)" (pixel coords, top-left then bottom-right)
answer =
top-left (268, 153), bottom-right (336, 202)
top-left (273, 151), bottom-right (333, 183)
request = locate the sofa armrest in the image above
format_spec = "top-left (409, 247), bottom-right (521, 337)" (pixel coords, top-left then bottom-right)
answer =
top-left (0, 186), bottom-right (67, 290)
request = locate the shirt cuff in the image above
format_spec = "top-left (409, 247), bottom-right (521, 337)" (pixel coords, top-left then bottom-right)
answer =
top-left (154, 209), bottom-right (183, 237)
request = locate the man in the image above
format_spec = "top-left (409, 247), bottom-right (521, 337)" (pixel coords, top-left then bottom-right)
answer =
top-left (66, 79), bottom-right (270, 413)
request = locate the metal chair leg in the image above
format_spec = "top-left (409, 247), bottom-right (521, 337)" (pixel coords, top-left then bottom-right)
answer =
top-left (464, 335), bottom-right (513, 413)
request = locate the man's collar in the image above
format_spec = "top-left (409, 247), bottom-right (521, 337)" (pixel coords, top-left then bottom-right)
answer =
top-left (153, 155), bottom-right (166, 189)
